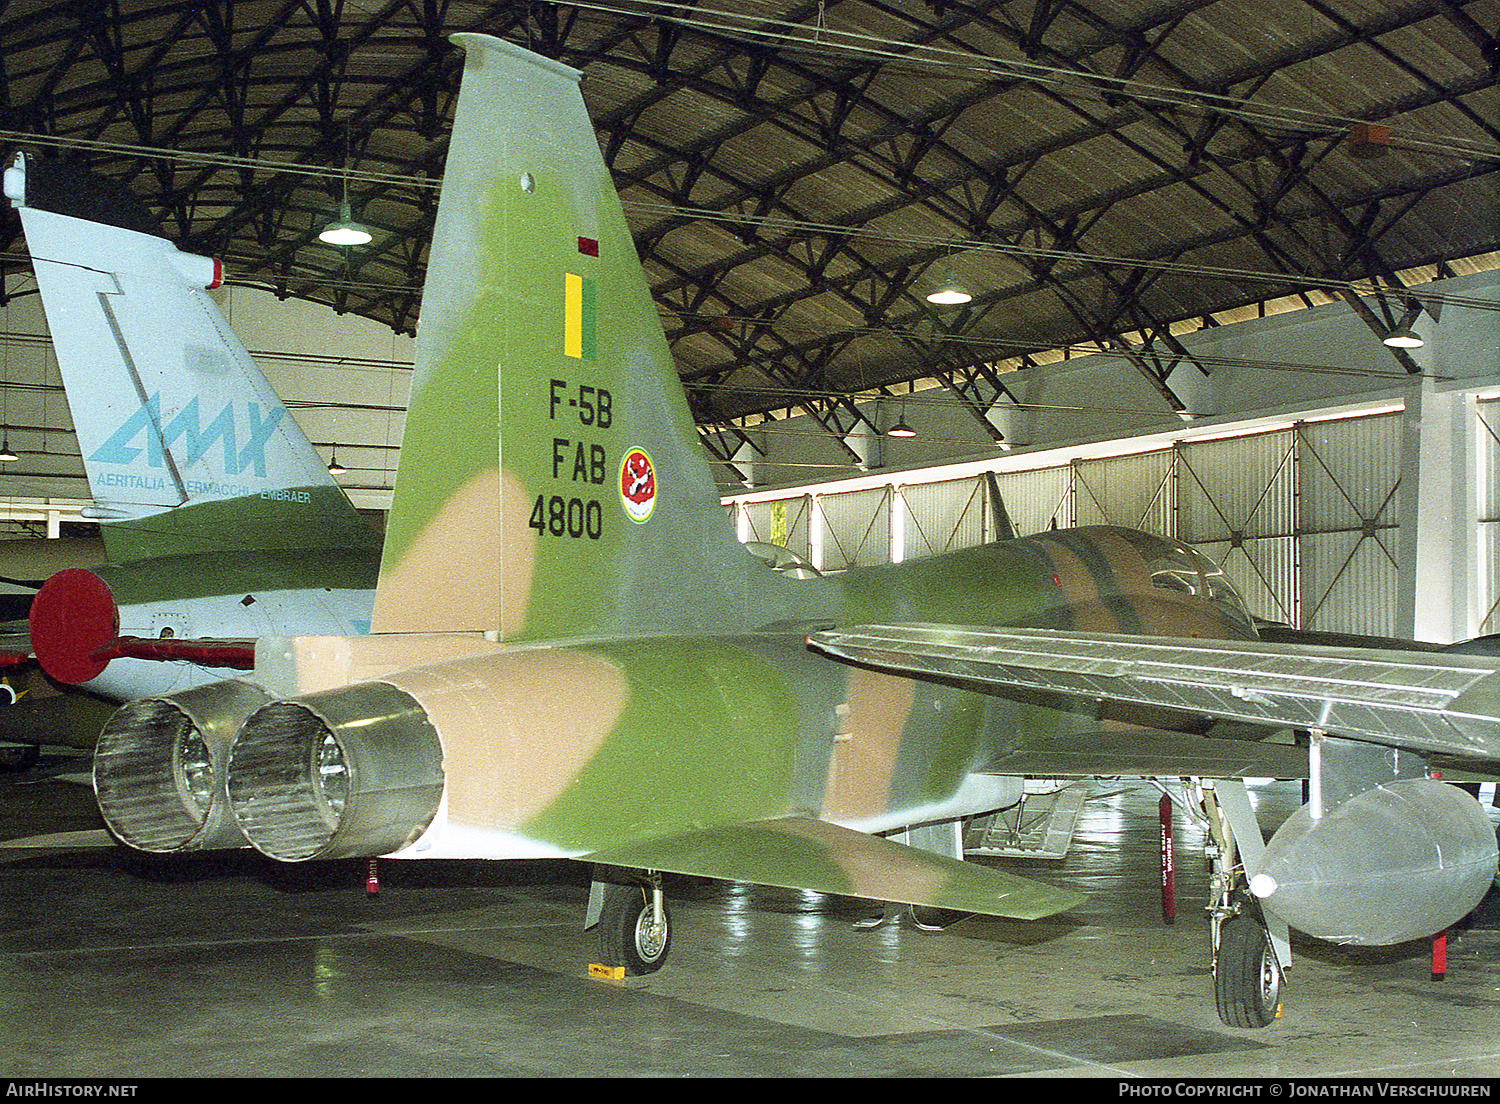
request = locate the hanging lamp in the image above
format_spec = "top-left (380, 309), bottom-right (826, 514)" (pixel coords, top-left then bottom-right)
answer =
top-left (925, 281), bottom-right (972, 306)
top-left (320, 133), bottom-right (372, 246)
top-left (1382, 326), bottom-right (1423, 349)
top-left (887, 399), bottom-right (917, 438)
top-left (319, 199), bottom-right (371, 246)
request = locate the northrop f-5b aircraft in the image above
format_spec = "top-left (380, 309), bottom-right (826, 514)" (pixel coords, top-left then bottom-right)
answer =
top-left (72, 34), bottom-right (1499, 1030)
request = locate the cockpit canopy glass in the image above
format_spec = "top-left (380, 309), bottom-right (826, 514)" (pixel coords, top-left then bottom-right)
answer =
top-left (1118, 531), bottom-right (1256, 631)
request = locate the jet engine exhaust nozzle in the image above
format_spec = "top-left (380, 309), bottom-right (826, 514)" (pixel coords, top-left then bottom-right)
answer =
top-left (226, 682), bottom-right (444, 862)
top-left (92, 680), bottom-right (273, 853)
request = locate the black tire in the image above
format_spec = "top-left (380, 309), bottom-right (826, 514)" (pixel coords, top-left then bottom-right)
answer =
top-left (597, 883), bottom-right (671, 975)
top-left (1215, 915), bottom-right (1282, 1028)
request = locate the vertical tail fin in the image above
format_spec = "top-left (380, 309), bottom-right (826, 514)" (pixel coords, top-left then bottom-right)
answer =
top-left (5, 153), bottom-right (376, 563)
top-left (372, 35), bottom-right (749, 640)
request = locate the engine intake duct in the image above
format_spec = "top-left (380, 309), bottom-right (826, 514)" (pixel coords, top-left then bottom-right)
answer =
top-left (93, 680), bottom-right (272, 853)
top-left (227, 682), bottom-right (444, 862)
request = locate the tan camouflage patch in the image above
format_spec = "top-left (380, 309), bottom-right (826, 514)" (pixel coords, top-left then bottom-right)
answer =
top-left (773, 817), bottom-right (947, 904)
top-left (386, 649), bottom-right (628, 829)
top-left (371, 469), bottom-right (537, 635)
top-left (1042, 539), bottom-right (1121, 631)
top-left (821, 666), bottom-right (917, 820)
top-left (257, 633), bottom-right (509, 697)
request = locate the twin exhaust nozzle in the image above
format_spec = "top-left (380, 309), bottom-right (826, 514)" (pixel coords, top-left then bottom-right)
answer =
top-left (92, 679), bottom-right (445, 861)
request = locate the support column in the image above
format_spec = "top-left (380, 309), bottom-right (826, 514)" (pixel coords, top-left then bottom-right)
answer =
top-left (1397, 373), bottom-right (1477, 643)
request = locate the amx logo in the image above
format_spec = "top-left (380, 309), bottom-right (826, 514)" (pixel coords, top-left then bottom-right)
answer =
top-left (89, 394), bottom-right (285, 478)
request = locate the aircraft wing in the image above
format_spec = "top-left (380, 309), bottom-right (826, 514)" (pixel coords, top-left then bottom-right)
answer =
top-left (808, 624), bottom-right (1500, 763)
top-left (582, 816), bottom-right (1083, 920)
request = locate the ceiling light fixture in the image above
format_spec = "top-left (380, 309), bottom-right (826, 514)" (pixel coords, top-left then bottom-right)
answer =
top-left (926, 261), bottom-right (973, 306)
top-left (887, 399), bottom-right (917, 438)
top-left (319, 200), bottom-right (372, 247)
top-left (0, 437), bottom-right (17, 463)
top-left (327, 446), bottom-right (347, 476)
top-left (1382, 327), bottom-right (1424, 349)
top-left (925, 283), bottom-right (972, 306)
top-left (320, 131), bottom-right (372, 247)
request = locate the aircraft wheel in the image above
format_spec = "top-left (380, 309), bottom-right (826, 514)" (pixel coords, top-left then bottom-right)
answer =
top-left (1215, 915), bottom-right (1282, 1028)
top-left (598, 882), bottom-right (672, 975)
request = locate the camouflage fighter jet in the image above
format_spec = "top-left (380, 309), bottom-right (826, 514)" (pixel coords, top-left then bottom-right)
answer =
top-left (85, 35), bottom-right (1500, 1030)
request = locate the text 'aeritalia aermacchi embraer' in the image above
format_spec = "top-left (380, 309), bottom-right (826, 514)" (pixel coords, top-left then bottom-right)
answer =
top-left (78, 34), bottom-right (1499, 1029)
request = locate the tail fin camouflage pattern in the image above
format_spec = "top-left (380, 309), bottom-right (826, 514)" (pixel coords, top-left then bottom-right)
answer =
top-left (6, 154), bottom-right (377, 564)
top-left (372, 35), bottom-right (753, 639)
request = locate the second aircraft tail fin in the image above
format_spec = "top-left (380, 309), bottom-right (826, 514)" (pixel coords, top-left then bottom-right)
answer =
top-left (5, 153), bottom-right (377, 564)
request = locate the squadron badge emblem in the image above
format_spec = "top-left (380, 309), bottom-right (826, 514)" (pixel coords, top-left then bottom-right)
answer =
top-left (619, 447), bottom-right (657, 523)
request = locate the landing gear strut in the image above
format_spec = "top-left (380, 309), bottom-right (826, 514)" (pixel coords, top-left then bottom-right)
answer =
top-left (1198, 779), bottom-right (1286, 1028)
top-left (592, 875), bottom-right (672, 975)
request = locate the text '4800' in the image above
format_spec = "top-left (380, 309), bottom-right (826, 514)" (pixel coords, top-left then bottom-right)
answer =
top-left (530, 494), bottom-right (604, 540)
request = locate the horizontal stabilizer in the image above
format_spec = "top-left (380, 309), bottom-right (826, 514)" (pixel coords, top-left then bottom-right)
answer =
top-left (582, 816), bottom-right (1083, 920)
top-left (810, 624), bottom-right (1500, 762)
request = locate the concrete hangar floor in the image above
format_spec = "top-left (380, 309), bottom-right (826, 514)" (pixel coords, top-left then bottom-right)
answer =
top-left (0, 751), bottom-right (1496, 1079)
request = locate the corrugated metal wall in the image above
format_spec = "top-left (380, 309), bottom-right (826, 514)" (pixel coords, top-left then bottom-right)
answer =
top-left (1074, 449), bottom-right (1174, 534)
top-left (991, 467), bottom-right (1074, 535)
top-left (1178, 430), bottom-right (1299, 628)
top-left (731, 410), bottom-right (1414, 633)
top-left (1296, 414), bottom-right (1402, 637)
top-left (818, 486), bottom-right (891, 570)
top-left (897, 480), bottom-right (987, 561)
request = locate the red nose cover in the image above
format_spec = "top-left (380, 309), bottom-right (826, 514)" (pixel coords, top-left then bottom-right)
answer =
top-left (29, 568), bottom-right (119, 685)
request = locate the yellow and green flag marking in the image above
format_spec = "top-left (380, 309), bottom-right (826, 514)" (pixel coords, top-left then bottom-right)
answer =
top-left (564, 272), bottom-right (597, 361)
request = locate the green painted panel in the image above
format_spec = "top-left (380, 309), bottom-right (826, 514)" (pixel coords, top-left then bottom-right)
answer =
top-left (521, 639), bottom-right (804, 850)
top-left (103, 485), bottom-right (380, 563)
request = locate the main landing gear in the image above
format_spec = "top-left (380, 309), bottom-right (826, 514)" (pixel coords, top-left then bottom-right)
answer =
top-left (588, 872), bottom-right (672, 975)
top-left (1196, 779), bottom-right (1287, 1029)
